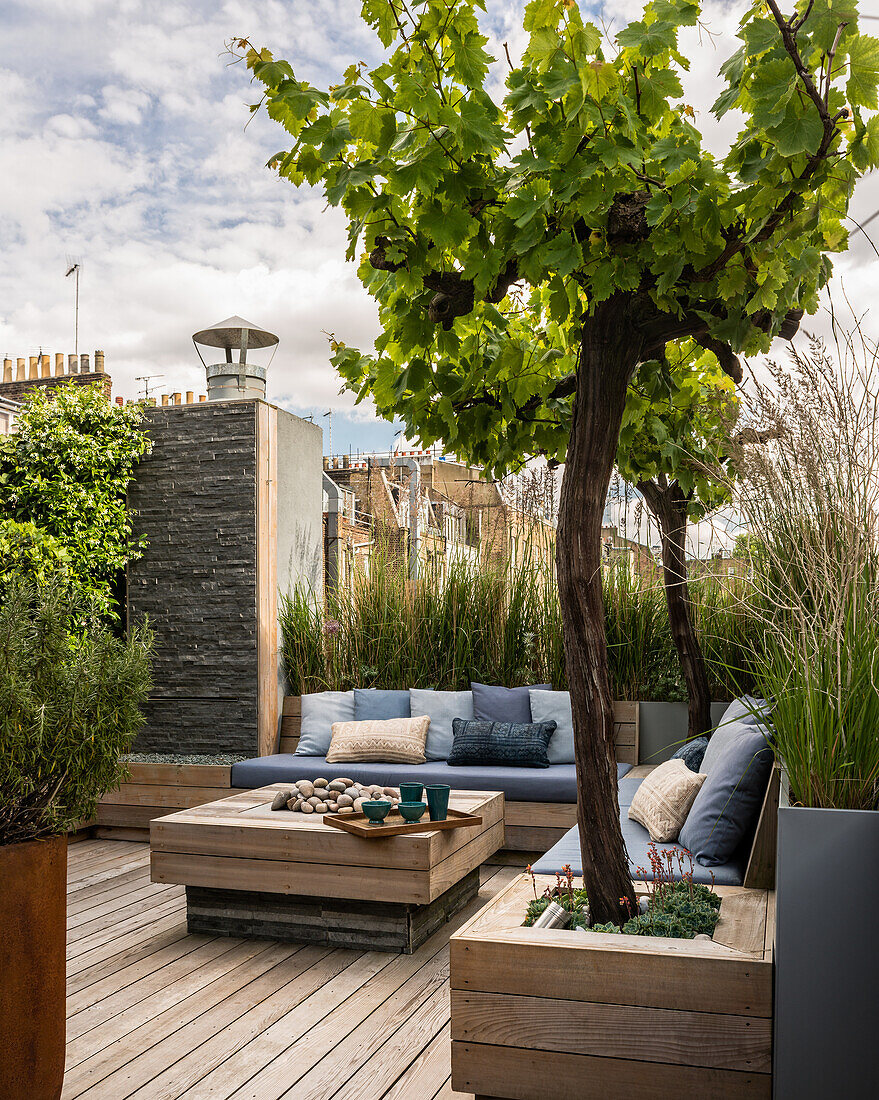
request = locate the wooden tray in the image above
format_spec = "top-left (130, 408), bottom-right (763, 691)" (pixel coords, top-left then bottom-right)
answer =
top-left (322, 807), bottom-right (482, 838)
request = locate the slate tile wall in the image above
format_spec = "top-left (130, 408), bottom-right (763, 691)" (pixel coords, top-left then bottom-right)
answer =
top-left (127, 401), bottom-right (259, 755)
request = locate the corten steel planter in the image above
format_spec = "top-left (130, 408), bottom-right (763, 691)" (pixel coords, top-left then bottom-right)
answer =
top-left (0, 835), bottom-right (67, 1100)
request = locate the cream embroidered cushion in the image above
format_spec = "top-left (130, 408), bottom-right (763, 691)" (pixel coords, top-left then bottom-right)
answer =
top-left (326, 716), bottom-right (430, 764)
top-left (627, 758), bottom-right (707, 843)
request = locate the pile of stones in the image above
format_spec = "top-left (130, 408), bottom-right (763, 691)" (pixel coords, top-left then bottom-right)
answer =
top-left (269, 777), bottom-right (401, 816)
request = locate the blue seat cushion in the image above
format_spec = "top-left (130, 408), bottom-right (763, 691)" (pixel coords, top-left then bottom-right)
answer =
top-left (353, 688), bottom-right (411, 721)
top-left (231, 755), bottom-right (632, 803)
top-left (471, 682), bottom-right (551, 724)
top-left (532, 776), bottom-right (747, 887)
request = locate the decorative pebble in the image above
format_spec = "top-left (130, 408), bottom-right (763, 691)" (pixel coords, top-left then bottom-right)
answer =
top-left (300, 802), bottom-right (314, 813)
top-left (271, 790), bottom-right (292, 811)
top-left (338, 806), bottom-right (354, 815)
top-left (314, 777), bottom-right (328, 788)
top-left (314, 801), bottom-right (328, 813)
top-left (307, 795), bottom-right (322, 807)
top-left (353, 798), bottom-right (364, 812)
top-left (382, 787), bottom-right (399, 799)
top-left (336, 793), bottom-right (354, 807)
top-left (336, 777), bottom-right (354, 786)
top-left (287, 797), bottom-right (303, 812)
top-left (297, 781), bottom-right (315, 798)
top-left (327, 779), bottom-right (347, 793)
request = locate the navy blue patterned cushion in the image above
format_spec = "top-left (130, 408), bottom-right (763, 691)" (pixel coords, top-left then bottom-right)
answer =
top-left (447, 718), bottom-right (557, 769)
top-left (671, 736), bottom-right (709, 772)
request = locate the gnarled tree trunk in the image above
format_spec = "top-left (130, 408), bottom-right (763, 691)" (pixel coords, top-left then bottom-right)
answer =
top-left (638, 478), bottom-right (712, 740)
top-left (556, 296), bottom-right (639, 925)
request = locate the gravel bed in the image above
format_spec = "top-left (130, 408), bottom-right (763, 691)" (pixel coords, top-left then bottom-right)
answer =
top-left (121, 752), bottom-right (247, 765)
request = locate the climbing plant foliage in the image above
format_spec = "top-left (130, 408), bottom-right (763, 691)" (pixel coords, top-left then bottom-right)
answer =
top-left (0, 383), bottom-right (150, 617)
top-left (241, 0), bottom-right (878, 476)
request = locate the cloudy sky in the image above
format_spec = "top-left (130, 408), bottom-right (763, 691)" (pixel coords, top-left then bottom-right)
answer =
top-left (1, 0), bottom-right (877, 464)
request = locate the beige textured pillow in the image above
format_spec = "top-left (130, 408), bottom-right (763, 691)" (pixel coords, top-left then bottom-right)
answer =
top-left (628, 758), bottom-right (706, 843)
top-left (326, 716), bottom-right (430, 764)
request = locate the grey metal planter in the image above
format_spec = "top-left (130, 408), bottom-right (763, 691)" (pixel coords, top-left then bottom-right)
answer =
top-left (774, 800), bottom-right (879, 1098)
top-left (637, 700), bottom-right (729, 763)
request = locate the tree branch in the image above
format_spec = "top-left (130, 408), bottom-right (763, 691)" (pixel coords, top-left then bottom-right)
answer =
top-left (694, 1), bottom-right (848, 282)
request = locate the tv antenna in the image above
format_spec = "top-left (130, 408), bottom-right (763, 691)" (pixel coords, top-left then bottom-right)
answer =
top-left (135, 375), bottom-right (165, 400)
top-left (322, 409), bottom-right (333, 456)
top-left (64, 258), bottom-right (81, 356)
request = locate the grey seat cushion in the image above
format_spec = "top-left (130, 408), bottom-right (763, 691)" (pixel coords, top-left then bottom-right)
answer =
top-left (409, 689), bottom-right (474, 761)
top-left (679, 708), bottom-right (774, 867)
top-left (532, 777), bottom-right (747, 888)
top-left (231, 755), bottom-right (632, 803)
top-left (295, 691), bottom-right (354, 756)
top-left (471, 682), bottom-right (551, 724)
top-left (354, 688), bottom-right (411, 721)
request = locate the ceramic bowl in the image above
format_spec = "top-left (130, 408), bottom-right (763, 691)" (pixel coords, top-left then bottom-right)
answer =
top-left (361, 799), bottom-right (392, 825)
top-left (398, 801), bottom-right (427, 823)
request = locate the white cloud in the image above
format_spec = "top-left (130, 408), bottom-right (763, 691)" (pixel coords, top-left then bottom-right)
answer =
top-left (0, 0), bottom-right (875, 462)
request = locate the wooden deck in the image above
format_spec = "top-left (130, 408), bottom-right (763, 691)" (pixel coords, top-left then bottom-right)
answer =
top-left (64, 837), bottom-right (515, 1099)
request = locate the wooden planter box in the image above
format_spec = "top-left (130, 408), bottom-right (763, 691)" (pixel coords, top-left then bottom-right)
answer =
top-left (95, 763), bottom-right (232, 839)
top-left (450, 873), bottom-right (775, 1100)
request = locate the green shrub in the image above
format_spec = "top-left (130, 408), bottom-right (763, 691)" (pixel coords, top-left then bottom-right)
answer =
top-left (0, 382), bottom-right (150, 618)
top-left (0, 518), bottom-right (70, 592)
top-left (0, 580), bottom-right (153, 846)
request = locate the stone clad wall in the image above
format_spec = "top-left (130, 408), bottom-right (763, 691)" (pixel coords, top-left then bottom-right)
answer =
top-left (128, 401), bottom-right (259, 755)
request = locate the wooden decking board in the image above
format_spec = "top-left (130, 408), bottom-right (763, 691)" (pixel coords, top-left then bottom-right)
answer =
top-left (63, 841), bottom-right (528, 1100)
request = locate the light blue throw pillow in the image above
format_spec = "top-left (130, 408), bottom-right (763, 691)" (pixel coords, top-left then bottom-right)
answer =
top-left (354, 688), bottom-right (411, 721)
top-left (679, 715), bottom-right (774, 867)
top-left (529, 690), bottom-right (575, 764)
top-left (295, 691), bottom-right (355, 756)
top-left (409, 689), bottom-right (474, 761)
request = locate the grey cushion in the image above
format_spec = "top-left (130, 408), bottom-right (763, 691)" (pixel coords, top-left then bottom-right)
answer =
top-left (532, 774), bottom-right (747, 887)
top-left (672, 736), bottom-right (709, 772)
top-left (529, 690), bottom-right (574, 764)
top-left (231, 754), bottom-right (632, 803)
top-left (353, 688), bottom-right (411, 721)
top-left (409, 689), bottom-right (474, 761)
top-left (679, 714), bottom-right (774, 867)
top-left (471, 682), bottom-right (551, 724)
top-left (448, 718), bottom-right (557, 769)
top-left (713, 694), bottom-right (773, 733)
top-left (531, 818), bottom-right (747, 887)
top-left (295, 691), bottom-right (354, 756)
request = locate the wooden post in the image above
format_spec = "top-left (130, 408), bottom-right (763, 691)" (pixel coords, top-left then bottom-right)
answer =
top-left (40, 354), bottom-right (50, 378)
top-left (54, 353), bottom-right (64, 376)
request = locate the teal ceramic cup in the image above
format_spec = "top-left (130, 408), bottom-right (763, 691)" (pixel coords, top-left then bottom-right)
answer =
top-left (361, 800), bottom-right (392, 825)
top-left (425, 784), bottom-right (451, 822)
top-left (399, 782), bottom-right (424, 803)
top-left (398, 801), bottom-right (427, 823)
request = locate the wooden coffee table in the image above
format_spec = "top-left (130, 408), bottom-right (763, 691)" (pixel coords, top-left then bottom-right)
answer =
top-left (150, 785), bottom-right (504, 953)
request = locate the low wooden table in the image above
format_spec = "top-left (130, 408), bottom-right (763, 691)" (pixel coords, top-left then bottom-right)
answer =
top-left (150, 785), bottom-right (504, 953)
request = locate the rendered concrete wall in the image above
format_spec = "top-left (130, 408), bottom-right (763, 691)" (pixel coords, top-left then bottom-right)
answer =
top-left (275, 407), bottom-right (323, 708)
top-left (638, 701), bottom-right (731, 763)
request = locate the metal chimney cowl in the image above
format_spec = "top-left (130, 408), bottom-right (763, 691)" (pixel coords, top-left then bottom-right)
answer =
top-left (192, 315), bottom-right (279, 402)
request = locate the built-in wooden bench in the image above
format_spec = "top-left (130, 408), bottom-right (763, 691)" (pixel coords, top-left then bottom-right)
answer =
top-left (95, 763), bottom-right (232, 840)
top-left (279, 696), bottom-right (639, 853)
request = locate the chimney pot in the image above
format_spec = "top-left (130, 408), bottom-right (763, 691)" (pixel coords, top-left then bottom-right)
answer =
top-left (94, 350), bottom-right (105, 373)
top-left (172, 392), bottom-right (181, 405)
top-left (40, 354), bottom-right (50, 378)
top-left (115, 396), bottom-right (124, 406)
top-left (3, 358), bottom-right (11, 383)
top-left (55, 353), bottom-right (64, 376)
top-left (17, 358), bottom-right (25, 381)
top-left (185, 390), bottom-right (194, 404)
top-left (68, 354), bottom-right (78, 374)
top-left (161, 394), bottom-right (169, 406)
top-left (198, 394), bottom-right (206, 402)
top-left (29, 356), bottom-right (38, 379)
top-left (80, 353), bottom-right (89, 372)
